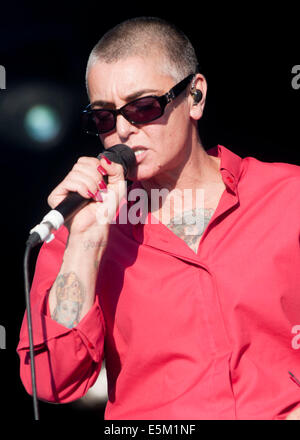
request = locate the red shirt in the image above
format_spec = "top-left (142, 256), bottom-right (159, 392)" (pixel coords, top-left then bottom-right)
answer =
top-left (17, 145), bottom-right (300, 419)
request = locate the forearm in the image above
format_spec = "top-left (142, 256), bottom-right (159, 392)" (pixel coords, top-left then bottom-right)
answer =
top-left (17, 225), bottom-right (106, 403)
top-left (48, 230), bottom-right (108, 328)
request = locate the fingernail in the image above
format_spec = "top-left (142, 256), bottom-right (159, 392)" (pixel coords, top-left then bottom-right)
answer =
top-left (98, 180), bottom-right (107, 191)
top-left (94, 190), bottom-right (103, 202)
top-left (97, 165), bottom-right (107, 176)
top-left (87, 190), bottom-right (95, 198)
top-left (101, 155), bottom-right (112, 165)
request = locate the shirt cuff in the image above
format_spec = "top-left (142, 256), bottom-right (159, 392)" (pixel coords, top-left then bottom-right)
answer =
top-left (73, 301), bottom-right (106, 363)
top-left (17, 290), bottom-right (105, 363)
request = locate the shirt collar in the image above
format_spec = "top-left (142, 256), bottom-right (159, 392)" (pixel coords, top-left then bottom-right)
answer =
top-left (124, 145), bottom-right (243, 251)
top-left (126, 144), bottom-right (243, 215)
top-left (206, 144), bottom-right (243, 193)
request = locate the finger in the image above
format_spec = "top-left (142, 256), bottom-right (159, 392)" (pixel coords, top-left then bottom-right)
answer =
top-left (72, 162), bottom-right (106, 191)
top-left (64, 170), bottom-right (100, 197)
top-left (97, 155), bottom-right (125, 184)
top-left (48, 156), bottom-right (109, 208)
top-left (76, 156), bottom-right (102, 166)
top-left (48, 173), bottom-right (99, 208)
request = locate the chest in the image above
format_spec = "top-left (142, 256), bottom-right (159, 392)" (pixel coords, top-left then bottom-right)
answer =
top-left (150, 184), bottom-right (226, 253)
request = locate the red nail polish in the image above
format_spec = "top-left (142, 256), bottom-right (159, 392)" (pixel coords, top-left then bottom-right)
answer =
top-left (101, 155), bottom-right (112, 165)
top-left (94, 190), bottom-right (103, 202)
top-left (98, 180), bottom-right (107, 191)
top-left (87, 190), bottom-right (95, 198)
top-left (97, 165), bottom-right (107, 176)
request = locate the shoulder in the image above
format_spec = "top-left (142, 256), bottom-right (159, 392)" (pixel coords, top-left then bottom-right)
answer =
top-left (235, 155), bottom-right (300, 217)
top-left (241, 155), bottom-right (300, 191)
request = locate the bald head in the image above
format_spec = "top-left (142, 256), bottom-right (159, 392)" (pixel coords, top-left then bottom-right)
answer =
top-left (85, 17), bottom-right (199, 93)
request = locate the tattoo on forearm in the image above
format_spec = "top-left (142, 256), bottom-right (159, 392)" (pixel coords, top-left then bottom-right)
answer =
top-left (167, 208), bottom-right (214, 253)
top-left (52, 272), bottom-right (85, 328)
top-left (83, 239), bottom-right (108, 250)
top-left (82, 240), bottom-right (106, 273)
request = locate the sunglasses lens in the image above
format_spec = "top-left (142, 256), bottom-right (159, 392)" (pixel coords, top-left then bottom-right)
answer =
top-left (124, 97), bottom-right (163, 123)
top-left (84, 97), bottom-right (163, 135)
top-left (93, 110), bottom-right (115, 133)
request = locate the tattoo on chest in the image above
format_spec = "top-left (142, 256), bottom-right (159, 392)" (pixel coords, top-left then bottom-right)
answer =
top-left (166, 208), bottom-right (215, 253)
top-left (52, 272), bottom-right (85, 328)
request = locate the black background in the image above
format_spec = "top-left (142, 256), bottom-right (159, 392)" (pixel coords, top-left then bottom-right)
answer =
top-left (0, 1), bottom-right (299, 423)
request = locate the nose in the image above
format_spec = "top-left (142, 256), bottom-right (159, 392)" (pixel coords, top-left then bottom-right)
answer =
top-left (115, 112), bottom-right (139, 142)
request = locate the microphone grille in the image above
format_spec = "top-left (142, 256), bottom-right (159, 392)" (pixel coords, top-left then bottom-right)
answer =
top-left (98, 144), bottom-right (136, 178)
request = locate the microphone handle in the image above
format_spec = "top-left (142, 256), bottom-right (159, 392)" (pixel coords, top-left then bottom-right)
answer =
top-left (55, 191), bottom-right (90, 224)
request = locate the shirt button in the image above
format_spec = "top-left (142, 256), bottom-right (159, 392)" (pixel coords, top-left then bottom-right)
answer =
top-left (88, 342), bottom-right (94, 349)
top-left (226, 177), bottom-right (234, 183)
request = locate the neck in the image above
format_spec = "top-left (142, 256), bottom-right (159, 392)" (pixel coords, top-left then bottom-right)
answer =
top-left (141, 137), bottom-right (222, 195)
top-left (139, 135), bottom-right (226, 222)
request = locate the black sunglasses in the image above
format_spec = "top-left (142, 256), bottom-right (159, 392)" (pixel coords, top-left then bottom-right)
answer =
top-left (82, 73), bottom-right (195, 135)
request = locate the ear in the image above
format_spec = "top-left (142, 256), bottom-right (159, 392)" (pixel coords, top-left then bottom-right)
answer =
top-left (189, 73), bottom-right (207, 121)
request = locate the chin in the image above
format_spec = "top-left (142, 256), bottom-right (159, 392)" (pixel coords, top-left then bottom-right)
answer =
top-left (129, 164), bottom-right (158, 182)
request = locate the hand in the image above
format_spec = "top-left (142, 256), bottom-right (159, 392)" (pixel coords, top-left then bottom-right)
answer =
top-left (47, 155), bottom-right (126, 236)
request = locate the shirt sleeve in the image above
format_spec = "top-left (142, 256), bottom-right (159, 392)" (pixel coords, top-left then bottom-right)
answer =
top-left (17, 226), bottom-right (106, 403)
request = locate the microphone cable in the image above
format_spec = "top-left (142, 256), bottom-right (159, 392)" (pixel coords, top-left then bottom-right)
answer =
top-left (24, 232), bottom-right (42, 420)
top-left (22, 144), bottom-right (136, 421)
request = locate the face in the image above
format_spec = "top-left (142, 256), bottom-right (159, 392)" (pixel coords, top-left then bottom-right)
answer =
top-left (87, 55), bottom-right (202, 184)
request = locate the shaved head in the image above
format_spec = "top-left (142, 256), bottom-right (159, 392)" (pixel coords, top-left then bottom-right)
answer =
top-left (86, 17), bottom-right (199, 92)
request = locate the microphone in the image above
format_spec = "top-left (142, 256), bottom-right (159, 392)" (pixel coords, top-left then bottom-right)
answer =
top-left (27, 144), bottom-right (136, 247)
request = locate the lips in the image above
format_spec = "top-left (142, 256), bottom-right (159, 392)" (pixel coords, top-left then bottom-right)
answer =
top-left (132, 146), bottom-right (147, 155)
top-left (131, 146), bottom-right (148, 163)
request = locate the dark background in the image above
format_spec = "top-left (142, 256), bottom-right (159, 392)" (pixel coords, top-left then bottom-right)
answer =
top-left (0, 2), bottom-right (299, 422)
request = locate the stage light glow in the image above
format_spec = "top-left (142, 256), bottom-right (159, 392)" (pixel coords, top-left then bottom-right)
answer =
top-left (24, 105), bottom-right (62, 143)
top-left (0, 81), bottom-right (79, 150)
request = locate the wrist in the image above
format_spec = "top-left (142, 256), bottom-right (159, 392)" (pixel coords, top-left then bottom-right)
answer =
top-left (66, 228), bottom-right (109, 262)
